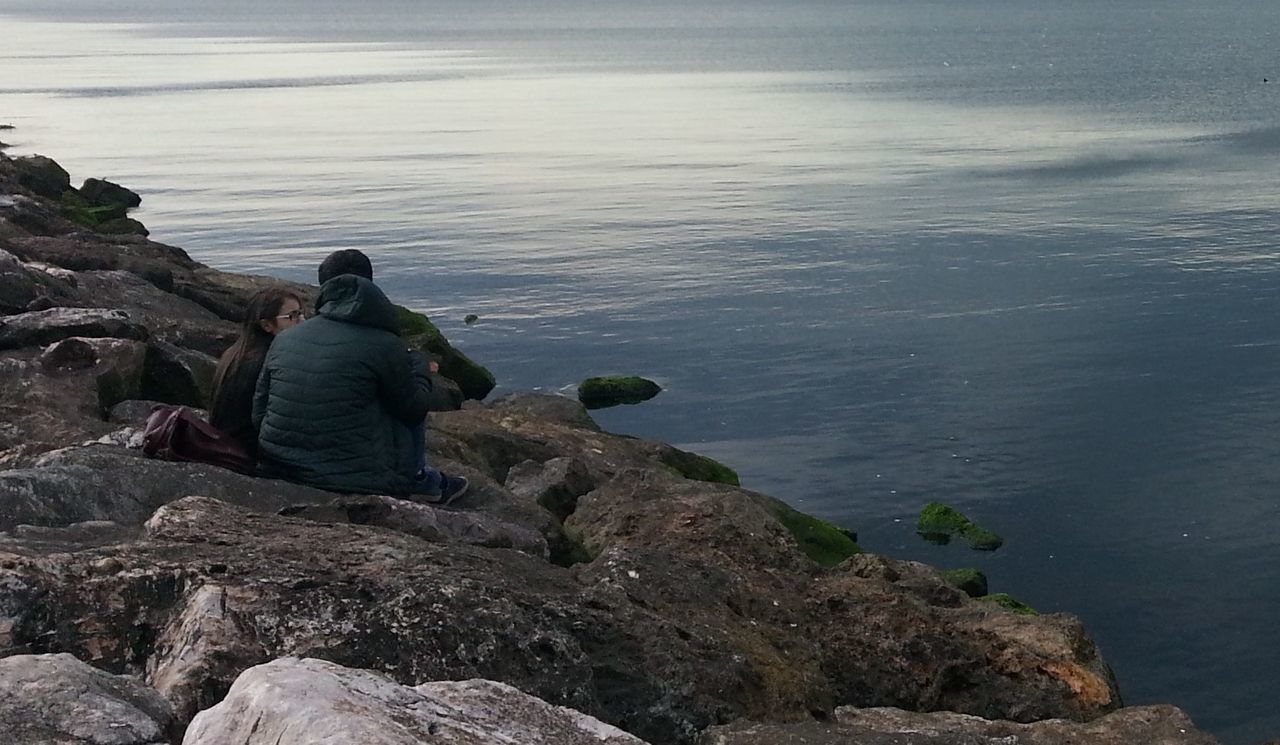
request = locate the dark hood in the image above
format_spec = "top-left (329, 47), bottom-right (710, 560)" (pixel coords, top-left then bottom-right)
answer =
top-left (315, 275), bottom-right (401, 334)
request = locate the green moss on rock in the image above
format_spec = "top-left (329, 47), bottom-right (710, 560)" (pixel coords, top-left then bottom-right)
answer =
top-left (940, 567), bottom-right (989, 598)
top-left (917, 501), bottom-right (1003, 551)
top-left (578, 375), bottom-right (661, 409)
top-left (395, 305), bottom-right (496, 400)
top-left (978, 593), bottom-right (1037, 615)
top-left (660, 448), bottom-right (739, 486)
top-left (757, 495), bottom-right (861, 567)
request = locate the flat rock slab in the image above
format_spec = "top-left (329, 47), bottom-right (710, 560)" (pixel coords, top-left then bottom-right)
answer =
top-left (0, 653), bottom-right (175, 745)
top-left (0, 307), bottom-right (148, 350)
top-left (0, 444), bottom-right (340, 531)
top-left (183, 657), bottom-right (648, 745)
top-left (699, 705), bottom-right (1221, 745)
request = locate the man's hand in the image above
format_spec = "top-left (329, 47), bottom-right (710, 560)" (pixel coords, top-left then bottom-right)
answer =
top-left (429, 360), bottom-right (439, 373)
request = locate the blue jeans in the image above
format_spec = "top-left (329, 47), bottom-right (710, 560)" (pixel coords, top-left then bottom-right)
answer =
top-left (409, 420), bottom-right (442, 493)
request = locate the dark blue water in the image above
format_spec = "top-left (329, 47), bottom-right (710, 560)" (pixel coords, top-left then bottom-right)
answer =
top-left (2, 1), bottom-right (1279, 741)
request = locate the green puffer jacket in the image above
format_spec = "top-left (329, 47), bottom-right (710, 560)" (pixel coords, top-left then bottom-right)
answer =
top-left (253, 275), bottom-right (432, 495)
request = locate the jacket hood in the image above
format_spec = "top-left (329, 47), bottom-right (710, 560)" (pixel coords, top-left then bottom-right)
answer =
top-left (315, 275), bottom-right (401, 334)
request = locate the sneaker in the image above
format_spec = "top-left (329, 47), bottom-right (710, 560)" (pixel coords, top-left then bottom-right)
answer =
top-left (438, 475), bottom-right (469, 505)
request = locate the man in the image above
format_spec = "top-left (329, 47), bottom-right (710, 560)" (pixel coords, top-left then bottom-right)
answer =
top-left (253, 249), bottom-right (467, 501)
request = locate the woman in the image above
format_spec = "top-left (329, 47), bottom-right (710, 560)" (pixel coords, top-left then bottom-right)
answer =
top-left (209, 287), bottom-right (305, 457)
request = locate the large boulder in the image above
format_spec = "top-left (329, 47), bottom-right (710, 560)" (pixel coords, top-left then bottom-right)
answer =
top-left (142, 340), bottom-right (216, 407)
top-left (0, 445), bottom-right (340, 531)
top-left (0, 653), bottom-right (176, 745)
top-left (699, 705), bottom-right (1220, 745)
top-left (11, 155), bottom-right (71, 199)
top-left (183, 657), bottom-right (649, 745)
top-left (0, 341), bottom-right (147, 457)
top-left (80, 178), bottom-right (142, 210)
top-left (0, 248), bottom-right (76, 314)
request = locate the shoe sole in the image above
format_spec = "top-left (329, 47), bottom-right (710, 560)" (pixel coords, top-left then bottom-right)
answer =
top-left (440, 478), bottom-right (469, 506)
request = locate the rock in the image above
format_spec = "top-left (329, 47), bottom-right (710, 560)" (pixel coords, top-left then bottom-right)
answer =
top-left (0, 444), bottom-right (339, 532)
top-left (940, 567), bottom-right (989, 597)
top-left (658, 447), bottom-right (739, 485)
top-left (0, 248), bottom-right (75, 313)
top-left (464, 313), bottom-right (479, 324)
top-left (0, 339), bottom-right (150, 456)
top-left (0, 307), bottom-right (148, 350)
top-left (916, 501), bottom-right (1003, 550)
top-left (288, 492), bottom-right (549, 558)
top-left (578, 375), bottom-right (662, 409)
top-left (12, 155), bottom-right (72, 199)
top-left (80, 178), bottom-right (143, 210)
top-left (487, 391), bottom-right (601, 431)
top-left (0, 438), bottom-right (1122, 744)
top-left (72, 270), bottom-right (234, 357)
top-left (699, 705), bottom-right (1220, 744)
top-left (397, 305), bottom-right (496, 400)
top-left (976, 592), bottom-right (1037, 615)
top-left (39, 336), bottom-right (98, 371)
top-left (0, 653), bottom-right (176, 745)
top-left (99, 217), bottom-right (150, 236)
top-left (183, 658), bottom-right (650, 745)
top-left (142, 340), bottom-right (216, 407)
top-left (506, 455), bottom-right (597, 521)
top-left (109, 399), bottom-right (165, 424)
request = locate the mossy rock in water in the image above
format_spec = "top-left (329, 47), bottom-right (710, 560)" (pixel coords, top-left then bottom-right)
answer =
top-left (756, 494), bottom-right (861, 567)
top-left (940, 567), bottom-right (989, 598)
top-left (59, 191), bottom-right (125, 226)
top-left (578, 375), bottom-right (661, 409)
top-left (916, 501), bottom-right (1003, 550)
top-left (977, 593), bottom-right (1037, 615)
top-left (660, 447), bottom-right (739, 486)
top-left (395, 305), bottom-right (496, 400)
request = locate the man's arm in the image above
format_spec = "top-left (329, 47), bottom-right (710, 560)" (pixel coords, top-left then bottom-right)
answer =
top-left (375, 340), bottom-right (433, 425)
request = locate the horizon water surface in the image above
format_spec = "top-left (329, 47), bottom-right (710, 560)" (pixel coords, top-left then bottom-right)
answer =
top-left (2, 1), bottom-right (1279, 742)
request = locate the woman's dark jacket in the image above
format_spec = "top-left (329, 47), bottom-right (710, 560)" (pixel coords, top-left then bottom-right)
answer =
top-left (252, 275), bottom-right (433, 495)
top-left (208, 350), bottom-right (266, 457)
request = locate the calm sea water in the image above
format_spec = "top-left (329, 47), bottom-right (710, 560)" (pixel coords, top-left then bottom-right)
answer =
top-left (3, 1), bottom-right (1279, 741)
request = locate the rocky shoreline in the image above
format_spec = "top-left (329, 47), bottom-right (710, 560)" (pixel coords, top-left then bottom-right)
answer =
top-left (0, 147), bottom-right (1233, 744)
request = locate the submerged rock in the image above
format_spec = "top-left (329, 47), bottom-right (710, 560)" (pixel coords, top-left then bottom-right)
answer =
top-left (916, 501), bottom-right (1003, 550)
top-left (183, 657), bottom-right (649, 745)
top-left (0, 653), bottom-right (176, 745)
top-left (578, 375), bottom-right (662, 409)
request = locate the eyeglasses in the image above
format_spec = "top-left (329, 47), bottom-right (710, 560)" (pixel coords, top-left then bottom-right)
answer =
top-left (276, 310), bottom-right (305, 322)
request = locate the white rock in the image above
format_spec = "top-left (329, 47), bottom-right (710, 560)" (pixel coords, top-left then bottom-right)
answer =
top-left (183, 657), bottom-right (649, 745)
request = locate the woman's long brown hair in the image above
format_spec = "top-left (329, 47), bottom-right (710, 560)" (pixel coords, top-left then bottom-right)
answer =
top-left (210, 287), bottom-right (302, 404)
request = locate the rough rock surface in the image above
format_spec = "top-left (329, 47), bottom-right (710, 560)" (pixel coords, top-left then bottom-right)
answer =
top-left (700, 704), bottom-right (1220, 744)
top-left (0, 307), bottom-right (148, 350)
top-left (0, 652), bottom-right (175, 745)
top-left (0, 399), bottom-right (1127, 743)
top-left (183, 657), bottom-right (648, 745)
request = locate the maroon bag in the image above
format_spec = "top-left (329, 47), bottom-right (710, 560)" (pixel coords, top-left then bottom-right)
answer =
top-left (141, 405), bottom-right (254, 474)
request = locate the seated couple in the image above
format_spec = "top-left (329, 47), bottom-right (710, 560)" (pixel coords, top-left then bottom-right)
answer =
top-left (207, 249), bottom-right (468, 504)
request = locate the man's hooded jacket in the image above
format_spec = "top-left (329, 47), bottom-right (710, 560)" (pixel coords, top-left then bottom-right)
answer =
top-left (253, 274), bottom-right (431, 494)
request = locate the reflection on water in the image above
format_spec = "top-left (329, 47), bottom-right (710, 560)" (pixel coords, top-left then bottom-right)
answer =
top-left (2, 2), bottom-right (1280, 741)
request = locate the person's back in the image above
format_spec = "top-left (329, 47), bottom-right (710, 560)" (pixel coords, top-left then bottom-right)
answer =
top-left (254, 274), bottom-right (431, 495)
